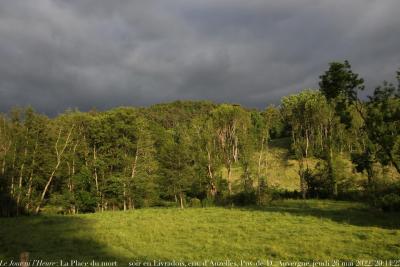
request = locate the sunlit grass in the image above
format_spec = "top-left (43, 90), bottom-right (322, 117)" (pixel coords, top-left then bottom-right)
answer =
top-left (1, 200), bottom-right (399, 265)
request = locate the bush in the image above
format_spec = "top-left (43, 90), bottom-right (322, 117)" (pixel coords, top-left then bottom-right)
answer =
top-left (378, 193), bottom-right (400, 212)
top-left (0, 193), bottom-right (23, 217)
top-left (76, 191), bottom-right (97, 213)
top-left (190, 198), bottom-right (202, 208)
top-left (265, 187), bottom-right (302, 201)
top-left (231, 191), bottom-right (257, 206)
top-left (304, 164), bottom-right (331, 199)
top-left (154, 200), bottom-right (177, 208)
top-left (336, 190), bottom-right (366, 201)
top-left (214, 191), bottom-right (230, 206)
top-left (257, 178), bottom-right (272, 205)
top-left (201, 198), bottom-right (215, 207)
top-left (48, 193), bottom-right (71, 214)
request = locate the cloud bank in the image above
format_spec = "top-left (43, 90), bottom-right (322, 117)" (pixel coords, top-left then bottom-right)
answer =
top-left (0, 0), bottom-right (399, 114)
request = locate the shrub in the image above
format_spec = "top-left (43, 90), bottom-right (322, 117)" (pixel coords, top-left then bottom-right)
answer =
top-left (257, 178), bottom-right (272, 205)
top-left (231, 191), bottom-right (257, 206)
top-left (0, 193), bottom-right (23, 217)
top-left (378, 193), bottom-right (400, 212)
top-left (154, 200), bottom-right (177, 208)
top-left (201, 198), bottom-right (215, 207)
top-left (76, 191), bottom-right (97, 213)
top-left (190, 198), bottom-right (202, 208)
top-left (304, 164), bottom-right (331, 199)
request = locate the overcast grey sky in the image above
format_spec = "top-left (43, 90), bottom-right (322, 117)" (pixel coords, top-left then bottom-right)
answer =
top-left (0, 0), bottom-right (399, 115)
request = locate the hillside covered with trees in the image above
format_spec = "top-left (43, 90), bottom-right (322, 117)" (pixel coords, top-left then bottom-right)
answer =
top-left (1, 61), bottom-right (400, 216)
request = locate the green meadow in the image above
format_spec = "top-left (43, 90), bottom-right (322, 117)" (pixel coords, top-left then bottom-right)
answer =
top-left (1, 200), bottom-right (399, 266)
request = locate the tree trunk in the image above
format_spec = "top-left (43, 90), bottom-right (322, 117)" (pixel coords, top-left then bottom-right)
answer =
top-left (227, 163), bottom-right (232, 196)
top-left (1, 155), bottom-right (6, 176)
top-left (298, 158), bottom-right (307, 199)
top-left (389, 153), bottom-right (400, 175)
top-left (26, 137), bottom-right (38, 211)
top-left (179, 192), bottom-right (184, 209)
top-left (123, 182), bottom-right (127, 211)
top-left (257, 137), bottom-right (265, 204)
top-left (70, 140), bottom-right (78, 214)
top-left (328, 146), bottom-right (337, 197)
top-left (128, 197), bottom-right (134, 210)
top-left (366, 166), bottom-right (375, 193)
top-left (1, 141), bottom-right (11, 176)
top-left (16, 131), bottom-right (29, 216)
top-left (127, 148), bottom-right (139, 210)
top-left (16, 145), bottom-right (28, 216)
top-left (393, 162), bottom-right (400, 175)
top-left (35, 127), bottom-right (73, 214)
top-left (93, 145), bottom-right (100, 199)
top-left (83, 134), bottom-right (89, 167)
top-left (206, 147), bottom-right (217, 197)
top-left (36, 163), bottom-right (60, 214)
top-left (10, 145), bottom-right (17, 196)
top-left (305, 129), bottom-right (309, 168)
top-left (100, 172), bottom-right (105, 212)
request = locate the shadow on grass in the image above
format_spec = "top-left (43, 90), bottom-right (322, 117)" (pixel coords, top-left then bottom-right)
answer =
top-left (0, 215), bottom-right (135, 265)
top-left (268, 138), bottom-right (297, 168)
top-left (238, 200), bottom-right (400, 230)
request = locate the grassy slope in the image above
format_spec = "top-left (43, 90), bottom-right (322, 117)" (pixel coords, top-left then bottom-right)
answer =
top-left (1, 200), bottom-right (399, 264)
top-left (227, 137), bottom-right (398, 192)
top-left (263, 138), bottom-right (302, 190)
top-left (222, 137), bottom-right (303, 191)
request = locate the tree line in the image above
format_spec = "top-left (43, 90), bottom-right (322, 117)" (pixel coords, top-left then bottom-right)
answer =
top-left (1, 61), bottom-right (399, 216)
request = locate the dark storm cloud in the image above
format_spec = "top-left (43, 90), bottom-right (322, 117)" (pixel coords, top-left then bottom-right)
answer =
top-left (0, 0), bottom-right (399, 114)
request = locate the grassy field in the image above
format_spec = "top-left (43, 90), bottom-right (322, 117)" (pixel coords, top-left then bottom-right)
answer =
top-left (1, 200), bottom-right (400, 266)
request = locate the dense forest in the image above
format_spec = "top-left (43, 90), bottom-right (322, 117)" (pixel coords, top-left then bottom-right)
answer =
top-left (1, 61), bottom-right (399, 216)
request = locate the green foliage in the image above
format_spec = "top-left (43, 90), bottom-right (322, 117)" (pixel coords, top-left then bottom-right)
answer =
top-left (144, 100), bottom-right (216, 129)
top-left (281, 90), bottom-right (336, 197)
top-left (281, 90), bottom-right (332, 158)
top-left (231, 191), bottom-right (257, 206)
top-left (303, 165), bottom-right (331, 199)
top-left (364, 79), bottom-right (400, 173)
top-left (201, 197), bottom-right (215, 207)
top-left (211, 104), bottom-right (251, 195)
top-left (0, 66), bottom-right (399, 216)
top-left (256, 177), bottom-right (271, 205)
top-left (319, 60), bottom-right (364, 103)
top-left (189, 197), bottom-right (201, 208)
top-left (349, 70), bottom-right (400, 199)
top-left (75, 191), bottom-right (97, 213)
top-left (378, 193), bottom-right (400, 212)
top-left (159, 125), bottom-right (194, 207)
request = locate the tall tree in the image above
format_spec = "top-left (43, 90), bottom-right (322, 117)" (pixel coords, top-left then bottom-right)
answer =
top-left (319, 60), bottom-right (364, 102)
top-left (319, 61), bottom-right (365, 196)
top-left (191, 116), bottom-right (222, 199)
top-left (319, 60), bottom-right (364, 127)
top-left (35, 115), bottom-right (74, 214)
top-left (127, 116), bottom-right (158, 209)
top-left (282, 90), bottom-right (334, 198)
top-left (211, 104), bottom-right (251, 196)
top-left (159, 125), bottom-right (194, 208)
top-left (250, 106), bottom-right (281, 202)
top-left (363, 72), bottom-right (400, 174)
